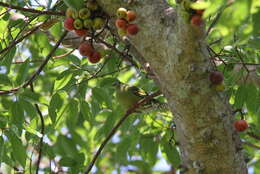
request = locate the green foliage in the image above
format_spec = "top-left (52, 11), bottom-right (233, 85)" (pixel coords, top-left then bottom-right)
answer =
top-left (0, 0), bottom-right (259, 173)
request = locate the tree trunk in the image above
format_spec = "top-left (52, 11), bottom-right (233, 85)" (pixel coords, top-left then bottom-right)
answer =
top-left (97, 0), bottom-right (248, 173)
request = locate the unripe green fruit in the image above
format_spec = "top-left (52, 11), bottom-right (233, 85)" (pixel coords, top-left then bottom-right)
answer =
top-left (79, 8), bottom-right (91, 19)
top-left (86, 1), bottom-right (99, 11)
top-left (66, 8), bottom-right (74, 18)
top-left (84, 19), bottom-right (94, 28)
top-left (72, 10), bottom-right (79, 19)
top-left (118, 28), bottom-right (127, 37)
top-left (117, 8), bottom-right (127, 19)
top-left (73, 19), bottom-right (83, 30)
top-left (215, 83), bottom-right (225, 91)
top-left (93, 17), bottom-right (105, 29)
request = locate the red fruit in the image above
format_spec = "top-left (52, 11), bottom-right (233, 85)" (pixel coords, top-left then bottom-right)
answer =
top-left (191, 15), bottom-right (203, 26)
top-left (196, 10), bottom-right (204, 15)
top-left (127, 24), bottom-right (139, 35)
top-left (209, 71), bottom-right (224, 85)
top-left (79, 42), bottom-right (94, 57)
top-left (234, 120), bottom-right (248, 132)
top-left (75, 29), bottom-right (88, 37)
top-left (64, 17), bottom-right (75, 31)
top-left (127, 10), bottom-right (136, 22)
top-left (89, 51), bottom-right (101, 63)
top-left (115, 19), bottom-right (128, 29)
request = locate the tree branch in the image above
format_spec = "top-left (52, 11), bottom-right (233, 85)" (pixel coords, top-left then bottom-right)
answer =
top-left (0, 2), bottom-right (65, 16)
top-left (30, 84), bottom-right (45, 174)
top-left (84, 90), bottom-right (161, 174)
top-left (243, 142), bottom-right (260, 150)
top-left (0, 31), bottom-right (68, 95)
top-left (247, 132), bottom-right (260, 141)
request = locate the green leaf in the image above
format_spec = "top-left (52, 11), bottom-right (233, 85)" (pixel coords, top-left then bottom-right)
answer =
top-left (59, 157), bottom-right (77, 166)
top-left (245, 84), bottom-right (258, 114)
top-left (92, 87), bottom-right (112, 108)
top-left (6, 131), bottom-right (27, 168)
top-left (0, 74), bottom-right (12, 85)
top-left (66, 99), bottom-right (79, 127)
top-left (161, 142), bottom-right (180, 168)
top-left (20, 99), bottom-right (37, 119)
top-left (234, 85), bottom-right (247, 109)
top-left (1, 47), bottom-right (16, 73)
top-left (80, 101), bottom-right (92, 122)
top-left (49, 91), bottom-right (67, 123)
top-left (63, 0), bottom-right (85, 10)
top-left (54, 70), bottom-right (73, 91)
top-left (15, 59), bottom-right (30, 85)
top-left (0, 137), bottom-right (4, 164)
top-left (139, 135), bottom-right (158, 165)
top-left (190, 1), bottom-right (210, 10)
top-left (54, 135), bottom-right (79, 159)
top-left (10, 101), bottom-right (24, 129)
top-left (20, 89), bottom-right (41, 103)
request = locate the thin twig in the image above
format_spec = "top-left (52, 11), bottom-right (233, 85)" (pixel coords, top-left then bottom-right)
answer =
top-left (0, 2), bottom-right (64, 16)
top-left (12, 48), bottom-right (75, 64)
top-left (206, 2), bottom-right (233, 36)
top-left (95, 38), bottom-right (138, 68)
top-left (0, 31), bottom-right (68, 95)
top-left (247, 132), bottom-right (260, 141)
top-left (0, 26), bottom-right (40, 55)
top-left (30, 84), bottom-right (45, 174)
top-left (243, 142), bottom-right (260, 150)
top-left (84, 90), bottom-right (161, 174)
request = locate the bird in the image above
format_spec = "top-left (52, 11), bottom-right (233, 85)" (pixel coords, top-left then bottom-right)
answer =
top-left (112, 79), bottom-right (168, 112)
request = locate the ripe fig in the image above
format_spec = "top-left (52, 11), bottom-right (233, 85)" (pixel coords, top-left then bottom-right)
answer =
top-left (89, 51), bottom-right (101, 63)
top-left (127, 24), bottom-right (139, 35)
top-left (79, 42), bottom-right (94, 57)
top-left (234, 120), bottom-right (248, 132)
top-left (196, 10), bottom-right (204, 15)
top-left (75, 29), bottom-right (88, 37)
top-left (64, 17), bottom-right (75, 31)
top-left (126, 10), bottom-right (136, 22)
top-left (115, 19), bottom-right (128, 29)
top-left (191, 14), bottom-right (203, 26)
top-left (209, 71), bottom-right (224, 85)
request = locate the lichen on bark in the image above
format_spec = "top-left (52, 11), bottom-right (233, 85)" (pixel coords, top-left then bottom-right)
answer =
top-left (97, 0), bottom-right (248, 173)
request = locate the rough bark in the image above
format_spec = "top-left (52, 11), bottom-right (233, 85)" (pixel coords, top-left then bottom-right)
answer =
top-left (97, 0), bottom-right (248, 173)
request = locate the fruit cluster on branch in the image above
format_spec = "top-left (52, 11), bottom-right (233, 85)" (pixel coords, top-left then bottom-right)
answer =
top-left (63, 1), bottom-right (140, 64)
top-left (115, 8), bottom-right (139, 37)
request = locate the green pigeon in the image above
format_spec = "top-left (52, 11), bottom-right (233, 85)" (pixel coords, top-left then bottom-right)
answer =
top-left (113, 80), bottom-right (167, 111)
